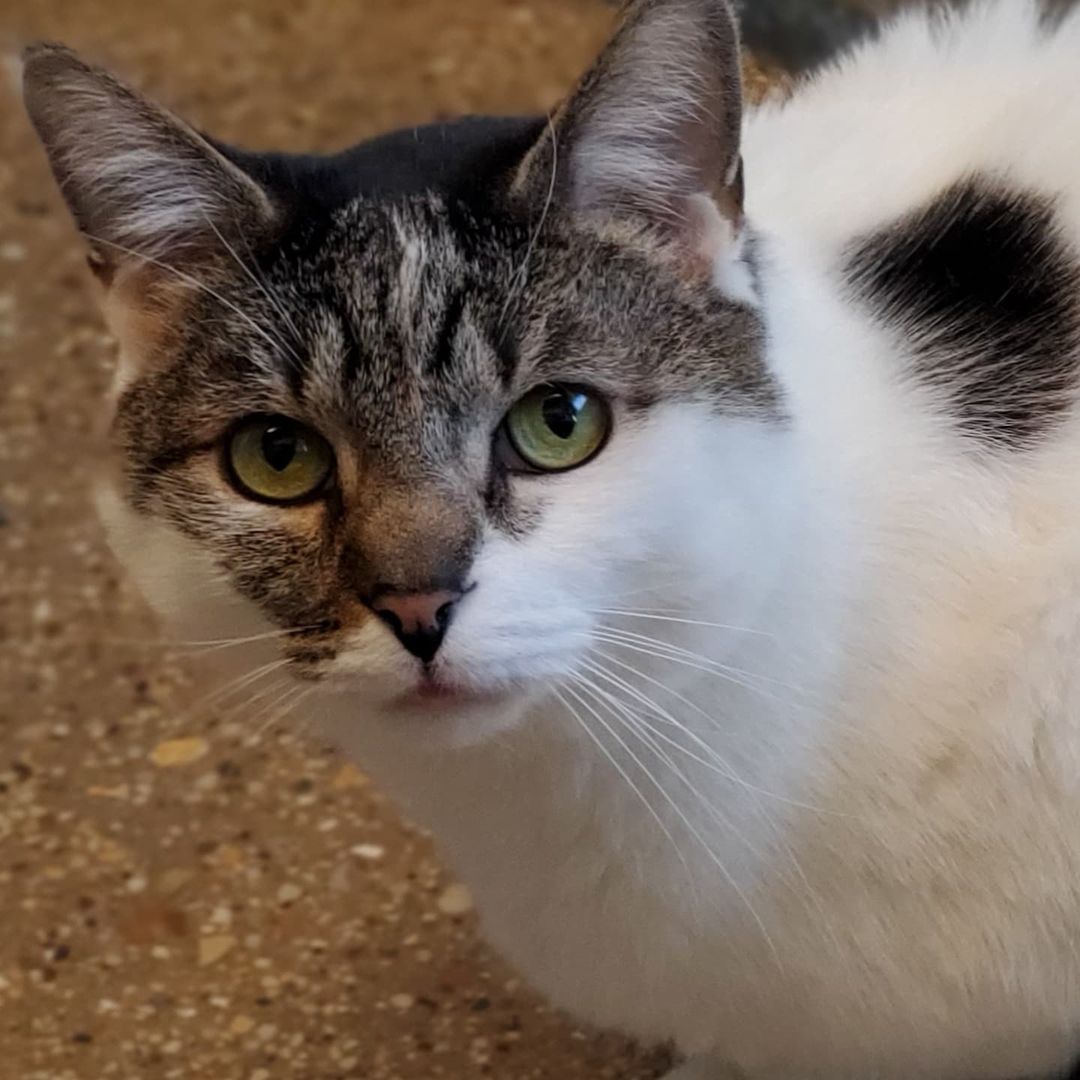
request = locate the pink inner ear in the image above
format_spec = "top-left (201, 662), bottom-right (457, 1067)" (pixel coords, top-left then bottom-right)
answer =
top-left (677, 192), bottom-right (741, 281)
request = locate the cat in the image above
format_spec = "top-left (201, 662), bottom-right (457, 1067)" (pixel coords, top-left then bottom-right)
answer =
top-left (19, 0), bottom-right (1080, 1076)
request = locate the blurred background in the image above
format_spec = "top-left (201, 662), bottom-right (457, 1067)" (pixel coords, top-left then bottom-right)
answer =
top-left (0, 1), bottom-right (966, 1077)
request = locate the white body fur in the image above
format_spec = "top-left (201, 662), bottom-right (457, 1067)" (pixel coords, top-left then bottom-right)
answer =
top-left (99, 4), bottom-right (1080, 1077)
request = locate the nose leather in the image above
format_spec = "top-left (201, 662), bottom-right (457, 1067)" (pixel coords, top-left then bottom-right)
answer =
top-left (371, 589), bottom-right (460, 663)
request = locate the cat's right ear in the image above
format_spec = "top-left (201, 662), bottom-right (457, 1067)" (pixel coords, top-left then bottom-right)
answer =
top-left (513, 0), bottom-right (746, 284)
top-left (20, 43), bottom-right (276, 287)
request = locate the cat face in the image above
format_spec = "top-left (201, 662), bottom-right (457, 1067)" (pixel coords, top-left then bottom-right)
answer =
top-left (23, 0), bottom-right (779, 741)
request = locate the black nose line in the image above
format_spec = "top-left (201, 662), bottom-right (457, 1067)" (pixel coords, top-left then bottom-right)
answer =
top-left (396, 625), bottom-right (447, 664)
top-left (366, 581), bottom-right (479, 664)
top-left (373, 590), bottom-right (471, 663)
top-left (374, 608), bottom-right (404, 636)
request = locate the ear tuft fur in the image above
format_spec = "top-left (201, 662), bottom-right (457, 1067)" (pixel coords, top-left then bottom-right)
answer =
top-left (516, 0), bottom-right (745, 267)
top-left (21, 42), bottom-right (275, 279)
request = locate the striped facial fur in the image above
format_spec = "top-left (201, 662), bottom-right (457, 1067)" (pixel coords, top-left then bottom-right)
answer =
top-left (22, 2), bottom-right (775, 737)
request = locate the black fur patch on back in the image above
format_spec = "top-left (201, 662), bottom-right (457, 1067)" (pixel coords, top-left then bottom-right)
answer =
top-left (846, 177), bottom-right (1080, 448)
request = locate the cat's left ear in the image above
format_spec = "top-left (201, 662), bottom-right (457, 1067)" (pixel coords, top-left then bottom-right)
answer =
top-left (20, 42), bottom-right (277, 286)
top-left (514, 0), bottom-right (746, 283)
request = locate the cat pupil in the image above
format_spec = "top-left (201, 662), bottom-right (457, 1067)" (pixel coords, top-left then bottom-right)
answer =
top-left (262, 427), bottom-right (297, 472)
top-left (542, 392), bottom-right (580, 441)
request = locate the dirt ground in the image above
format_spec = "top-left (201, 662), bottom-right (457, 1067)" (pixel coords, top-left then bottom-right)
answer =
top-left (0, 0), bottom-right (782, 1077)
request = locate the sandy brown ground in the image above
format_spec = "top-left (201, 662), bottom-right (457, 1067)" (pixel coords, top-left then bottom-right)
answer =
top-left (0, 2), bottom-right (782, 1077)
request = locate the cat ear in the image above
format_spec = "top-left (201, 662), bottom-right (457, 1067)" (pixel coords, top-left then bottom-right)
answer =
top-left (514, 0), bottom-right (745, 278)
top-left (20, 43), bottom-right (276, 285)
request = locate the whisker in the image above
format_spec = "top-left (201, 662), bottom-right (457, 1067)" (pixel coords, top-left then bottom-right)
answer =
top-left (591, 608), bottom-right (774, 638)
top-left (582, 654), bottom-right (748, 785)
top-left (585, 629), bottom-right (794, 710)
top-left (218, 670), bottom-right (296, 733)
top-left (567, 674), bottom-right (780, 965)
top-left (81, 231), bottom-right (301, 369)
top-left (248, 682), bottom-right (314, 742)
top-left (594, 624), bottom-right (809, 698)
top-left (500, 111), bottom-right (559, 334)
top-left (91, 624), bottom-right (320, 655)
top-left (582, 669), bottom-right (842, 953)
top-left (164, 656), bottom-right (292, 731)
top-left (574, 669), bottom-right (802, 891)
top-left (582, 652), bottom-right (842, 817)
top-left (195, 202), bottom-right (307, 366)
top-left (552, 682), bottom-right (694, 878)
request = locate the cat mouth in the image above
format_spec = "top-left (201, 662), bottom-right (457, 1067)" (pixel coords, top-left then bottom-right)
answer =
top-left (393, 675), bottom-right (508, 711)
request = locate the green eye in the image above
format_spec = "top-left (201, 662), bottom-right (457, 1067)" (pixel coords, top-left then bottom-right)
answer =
top-left (503, 384), bottom-right (611, 472)
top-left (226, 415), bottom-right (334, 503)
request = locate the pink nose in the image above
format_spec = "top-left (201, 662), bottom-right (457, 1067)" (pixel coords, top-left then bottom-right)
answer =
top-left (370, 589), bottom-right (460, 663)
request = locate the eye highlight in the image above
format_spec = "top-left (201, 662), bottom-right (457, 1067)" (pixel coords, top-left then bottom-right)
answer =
top-left (226, 415), bottom-right (334, 504)
top-left (501, 384), bottom-right (611, 473)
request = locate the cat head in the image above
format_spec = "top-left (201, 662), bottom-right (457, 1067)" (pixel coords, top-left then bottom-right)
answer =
top-left (22, 0), bottom-right (781, 742)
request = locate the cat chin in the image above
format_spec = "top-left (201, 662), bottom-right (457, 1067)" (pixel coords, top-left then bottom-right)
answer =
top-left (314, 677), bottom-right (536, 750)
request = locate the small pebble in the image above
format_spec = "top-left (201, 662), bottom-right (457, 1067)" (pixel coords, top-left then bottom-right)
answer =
top-left (150, 737), bottom-right (209, 768)
top-left (157, 868), bottom-right (195, 895)
top-left (436, 883), bottom-right (474, 916)
top-left (229, 1015), bottom-right (255, 1036)
top-left (330, 762), bottom-right (367, 789)
top-left (350, 843), bottom-right (385, 861)
top-left (276, 882), bottom-right (302, 905)
top-left (198, 935), bottom-right (237, 967)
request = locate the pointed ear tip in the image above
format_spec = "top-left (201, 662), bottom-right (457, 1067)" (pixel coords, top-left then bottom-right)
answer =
top-left (617, 0), bottom-right (741, 61)
top-left (18, 41), bottom-right (89, 95)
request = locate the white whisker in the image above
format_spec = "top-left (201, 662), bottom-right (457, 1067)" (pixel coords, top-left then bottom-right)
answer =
top-left (566, 675), bottom-right (780, 964)
top-left (575, 668), bottom-right (809, 897)
top-left (583, 649), bottom-right (840, 817)
top-left (551, 683), bottom-right (693, 879)
top-left (248, 682), bottom-right (314, 742)
top-left (166, 656), bottom-right (292, 731)
top-left (585, 628), bottom-right (794, 710)
top-left (93, 624), bottom-right (320, 655)
top-left (589, 669), bottom-right (842, 953)
top-left (592, 608), bottom-right (773, 637)
top-left (594, 624), bottom-right (811, 698)
top-left (82, 231), bottom-right (301, 370)
top-left (195, 202), bottom-right (307, 366)
top-left (500, 111), bottom-right (559, 332)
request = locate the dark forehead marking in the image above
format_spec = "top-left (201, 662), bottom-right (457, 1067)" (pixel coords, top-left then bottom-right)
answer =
top-left (336, 298), bottom-right (366, 390)
top-left (845, 176), bottom-right (1080, 449)
top-left (427, 289), bottom-right (467, 377)
top-left (219, 115), bottom-right (545, 215)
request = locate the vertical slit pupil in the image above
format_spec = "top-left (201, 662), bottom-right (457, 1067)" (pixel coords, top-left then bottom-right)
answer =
top-left (542, 391), bottom-right (581, 440)
top-left (262, 426), bottom-right (298, 472)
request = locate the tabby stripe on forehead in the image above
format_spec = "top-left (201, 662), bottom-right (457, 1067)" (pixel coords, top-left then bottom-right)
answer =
top-left (338, 310), bottom-right (365, 388)
top-left (428, 290), bottom-right (467, 376)
top-left (281, 341), bottom-right (310, 400)
top-left (491, 316), bottom-right (521, 388)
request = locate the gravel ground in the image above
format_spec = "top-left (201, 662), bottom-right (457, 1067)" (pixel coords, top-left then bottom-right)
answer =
top-left (0, 1), bottom-right (780, 1077)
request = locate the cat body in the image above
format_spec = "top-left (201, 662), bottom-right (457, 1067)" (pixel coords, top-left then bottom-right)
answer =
top-left (21, 2), bottom-right (1080, 1077)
